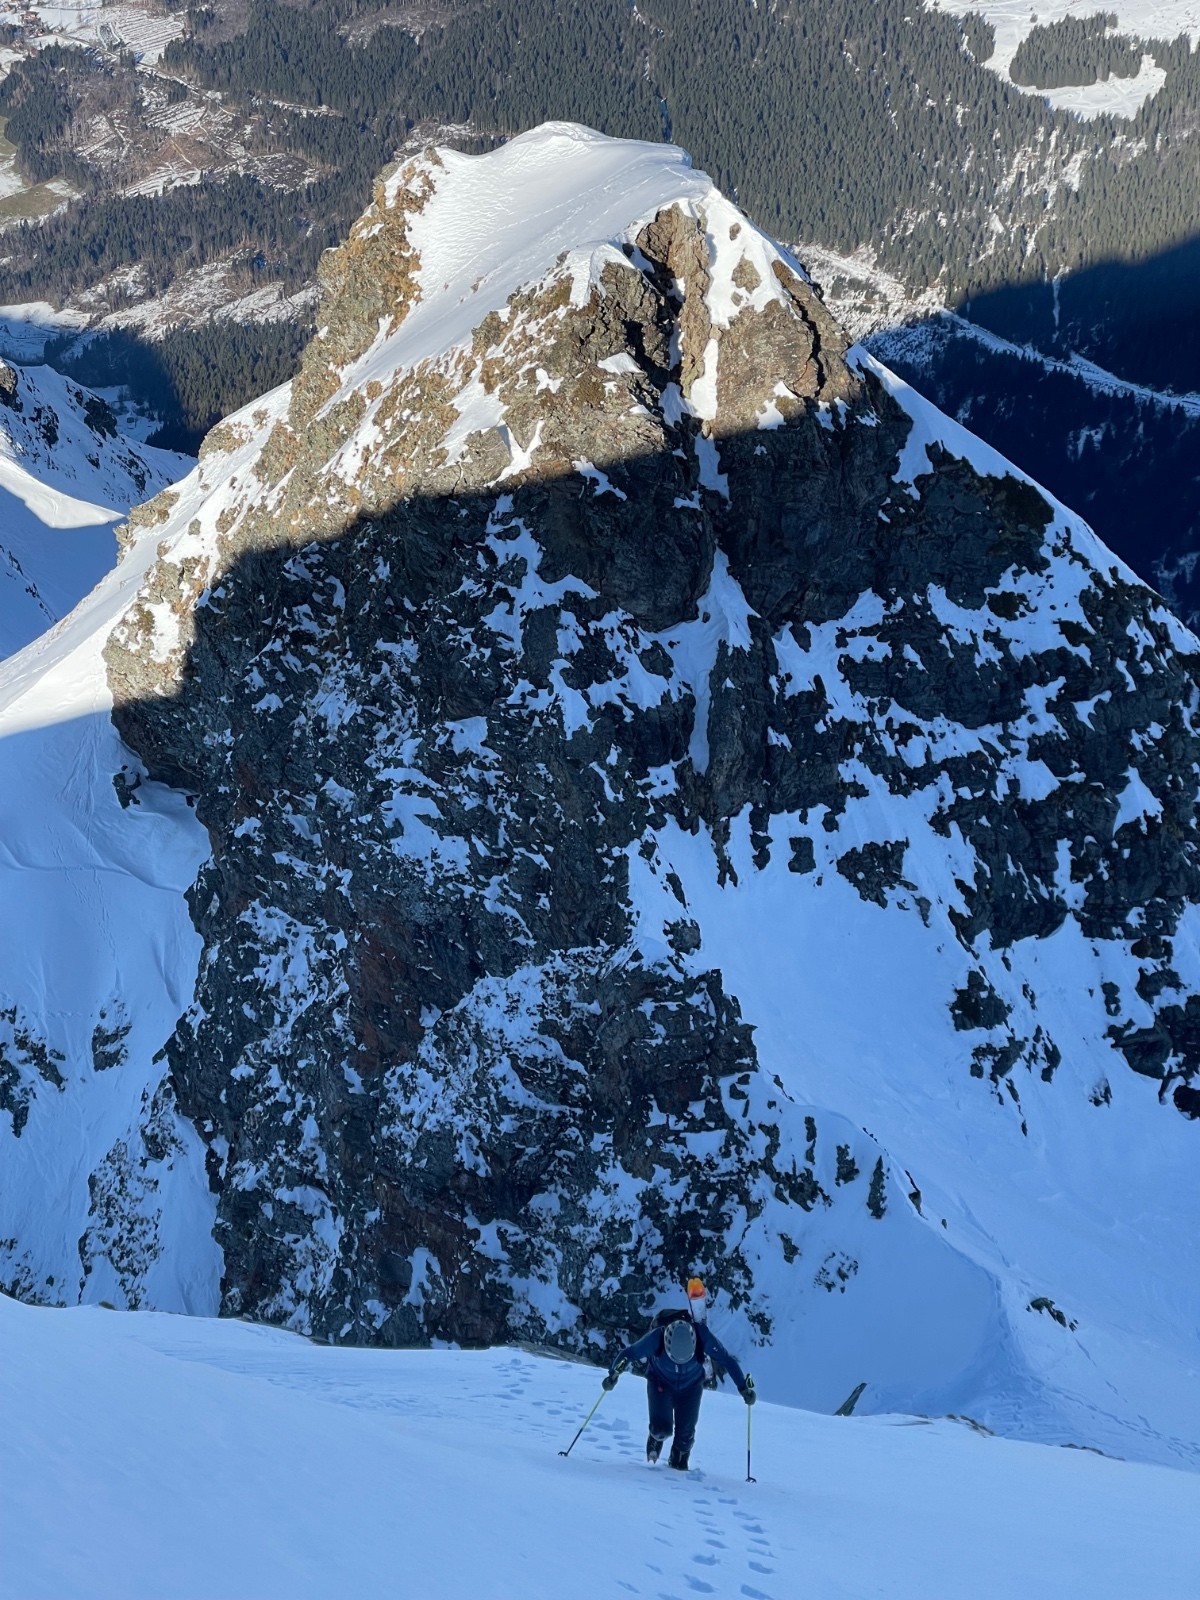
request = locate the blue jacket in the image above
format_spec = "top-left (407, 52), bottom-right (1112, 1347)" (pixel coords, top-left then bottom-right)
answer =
top-left (616, 1318), bottom-right (747, 1394)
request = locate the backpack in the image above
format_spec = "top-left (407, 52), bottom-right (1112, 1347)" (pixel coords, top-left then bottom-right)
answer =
top-left (652, 1307), bottom-right (692, 1332)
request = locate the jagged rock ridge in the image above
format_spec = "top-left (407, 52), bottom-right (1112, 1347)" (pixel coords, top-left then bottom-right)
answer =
top-left (4, 125), bottom-right (1199, 1468)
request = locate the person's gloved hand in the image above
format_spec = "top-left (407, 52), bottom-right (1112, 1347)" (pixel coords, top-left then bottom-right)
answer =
top-left (602, 1358), bottom-right (626, 1391)
top-left (741, 1374), bottom-right (757, 1406)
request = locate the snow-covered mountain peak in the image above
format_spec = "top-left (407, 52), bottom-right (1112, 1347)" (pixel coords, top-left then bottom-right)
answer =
top-left (315, 123), bottom-right (814, 417)
top-left (102, 126), bottom-right (859, 720)
top-left (4, 124), bottom-right (1200, 1475)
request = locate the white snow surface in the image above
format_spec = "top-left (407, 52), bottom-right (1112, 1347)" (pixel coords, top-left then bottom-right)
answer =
top-left (0, 384), bottom-right (263, 1311)
top-left (0, 3), bottom-right (186, 64)
top-left (930, 0), bottom-right (1199, 116)
top-left (0, 303), bottom-right (89, 362)
top-left (632, 810), bottom-right (1200, 1468)
top-left (4, 1296), bottom-right (1197, 1600)
top-left (0, 360), bottom-right (188, 658)
top-left (1037, 52), bottom-right (1168, 120)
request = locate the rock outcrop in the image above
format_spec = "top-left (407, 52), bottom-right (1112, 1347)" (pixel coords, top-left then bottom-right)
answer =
top-left (104, 129), bottom-right (904, 1347)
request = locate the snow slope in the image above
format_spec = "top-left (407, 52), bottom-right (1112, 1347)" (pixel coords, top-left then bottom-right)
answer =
top-left (0, 384), bottom-right (241, 1310)
top-left (0, 360), bottom-right (187, 658)
top-left (931, 0), bottom-right (1199, 116)
top-left (330, 122), bottom-right (788, 416)
top-left (4, 1295), bottom-right (1197, 1600)
top-left (800, 241), bottom-right (1200, 417)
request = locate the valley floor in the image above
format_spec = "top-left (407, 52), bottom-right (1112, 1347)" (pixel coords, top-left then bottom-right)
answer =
top-left (3, 1295), bottom-right (1196, 1600)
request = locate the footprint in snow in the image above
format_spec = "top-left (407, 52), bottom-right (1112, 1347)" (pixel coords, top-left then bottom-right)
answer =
top-left (690, 1487), bottom-right (780, 1598)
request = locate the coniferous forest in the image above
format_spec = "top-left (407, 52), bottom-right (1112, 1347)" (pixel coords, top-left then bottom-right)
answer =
top-left (4, 0), bottom-right (1197, 323)
top-left (0, 0), bottom-right (1195, 580)
top-left (1009, 14), bottom-right (1144, 89)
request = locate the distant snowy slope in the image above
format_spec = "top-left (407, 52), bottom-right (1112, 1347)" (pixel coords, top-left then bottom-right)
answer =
top-left (3, 1296), bottom-right (1197, 1600)
top-left (797, 244), bottom-right (1200, 633)
top-left (0, 386), bottom-right (242, 1311)
top-left (932, 0), bottom-right (1200, 115)
top-left (0, 360), bottom-right (186, 659)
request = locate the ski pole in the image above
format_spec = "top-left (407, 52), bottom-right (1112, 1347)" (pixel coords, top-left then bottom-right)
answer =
top-left (746, 1391), bottom-right (757, 1483)
top-left (558, 1387), bottom-right (608, 1458)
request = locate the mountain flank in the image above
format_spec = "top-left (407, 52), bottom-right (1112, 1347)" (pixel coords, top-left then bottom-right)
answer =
top-left (2, 124), bottom-right (1198, 1468)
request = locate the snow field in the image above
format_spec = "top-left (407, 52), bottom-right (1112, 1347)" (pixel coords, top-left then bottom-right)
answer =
top-left (3, 1296), bottom-right (1197, 1600)
top-left (930, 0), bottom-right (1200, 117)
top-left (0, 390), bottom-right (272, 1311)
top-left (640, 803), bottom-right (1200, 1466)
top-left (0, 359), bottom-right (188, 657)
top-left (0, 4), bottom-right (185, 64)
top-left (0, 484), bottom-right (117, 657)
top-left (0, 303), bottom-right (89, 362)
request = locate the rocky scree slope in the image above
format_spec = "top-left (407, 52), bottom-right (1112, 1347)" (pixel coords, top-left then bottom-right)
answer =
top-left (7, 124), bottom-right (1200, 1465)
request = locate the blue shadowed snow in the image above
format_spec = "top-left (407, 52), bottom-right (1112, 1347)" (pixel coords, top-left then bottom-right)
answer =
top-left (3, 1297), bottom-right (1197, 1600)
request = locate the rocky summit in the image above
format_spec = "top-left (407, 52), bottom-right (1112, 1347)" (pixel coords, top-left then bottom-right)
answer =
top-left (4, 125), bottom-right (1200, 1468)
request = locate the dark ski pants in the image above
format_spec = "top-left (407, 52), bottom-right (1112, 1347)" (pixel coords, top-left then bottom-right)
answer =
top-left (647, 1377), bottom-right (703, 1455)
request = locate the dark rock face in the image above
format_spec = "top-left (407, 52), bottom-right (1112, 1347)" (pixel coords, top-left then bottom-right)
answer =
top-left (0, 1007), bottom-right (65, 1140)
top-left (101, 145), bottom-right (1200, 1353)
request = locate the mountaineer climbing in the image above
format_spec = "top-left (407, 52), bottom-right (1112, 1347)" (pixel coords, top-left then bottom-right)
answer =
top-left (603, 1277), bottom-right (756, 1470)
